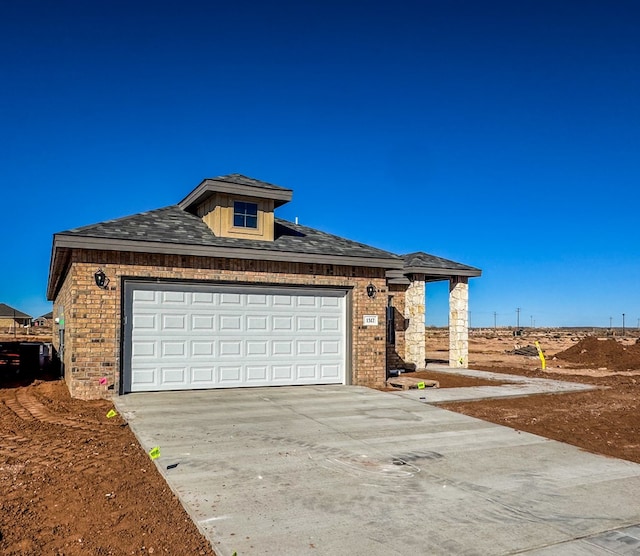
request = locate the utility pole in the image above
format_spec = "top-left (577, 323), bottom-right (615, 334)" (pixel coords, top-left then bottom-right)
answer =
top-left (493, 312), bottom-right (497, 330)
top-left (530, 315), bottom-right (533, 328)
top-left (609, 316), bottom-right (613, 330)
top-left (516, 308), bottom-right (521, 329)
top-left (622, 313), bottom-right (626, 336)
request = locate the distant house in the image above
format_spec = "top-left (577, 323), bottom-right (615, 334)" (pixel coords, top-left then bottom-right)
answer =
top-left (0, 303), bottom-right (32, 332)
top-left (47, 173), bottom-right (481, 400)
top-left (34, 311), bottom-right (53, 327)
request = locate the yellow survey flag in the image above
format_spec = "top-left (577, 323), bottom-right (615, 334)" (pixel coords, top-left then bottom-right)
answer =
top-left (149, 446), bottom-right (161, 460)
top-left (106, 409), bottom-right (118, 418)
top-left (535, 341), bottom-right (546, 370)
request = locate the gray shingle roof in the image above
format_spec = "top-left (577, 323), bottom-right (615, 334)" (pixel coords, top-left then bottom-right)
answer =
top-left (59, 205), bottom-right (401, 261)
top-left (403, 252), bottom-right (481, 275)
top-left (210, 173), bottom-right (290, 192)
top-left (0, 303), bottom-right (32, 319)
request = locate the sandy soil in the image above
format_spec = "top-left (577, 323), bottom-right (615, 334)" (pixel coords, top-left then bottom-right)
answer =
top-left (424, 329), bottom-right (640, 464)
top-left (0, 377), bottom-right (216, 556)
top-left (2, 328), bottom-right (640, 554)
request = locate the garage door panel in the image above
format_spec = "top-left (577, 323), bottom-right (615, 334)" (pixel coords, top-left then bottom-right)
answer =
top-left (191, 341), bottom-right (214, 357)
top-left (219, 341), bottom-right (242, 356)
top-left (162, 341), bottom-right (186, 357)
top-left (162, 367), bottom-right (188, 385)
top-left (272, 341), bottom-right (293, 356)
top-left (272, 295), bottom-right (293, 307)
top-left (192, 292), bottom-right (214, 304)
top-left (321, 297), bottom-right (340, 308)
top-left (132, 341), bottom-right (156, 357)
top-left (246, 315), bottom-right (267, 330)
top-left (219, 366), bottom-right (242, 382)
top-left (219, 293), bottom-right (241, 305)
top-left (320, 340), bottom-right (340, 355)
top-left (296, 316), bottom-right (317, 331)
top-left (162, 291), bottom-right (186, 304)
top-left (132, 367), bottom-right (157, 388)
top-left (127, 285), bottom-right (346, 392)
top-left (162, 314), bottom-right (186, 330)
top-left (191, 367), bottom-right (215, 383)
top-left (273, 365), bottom-right (293, 380)
top-left (273, 316), bottom-right (293, 330)
top-left (296, 340), bottom-right (317, 356)
top-left (246, 340), bottom-right (268, 356)
top-left (246, 365), bottom-right (268, 381)
top-left (219, 314), bottom-right (241, 331)
top-left (321, 364), bottom-right (340, 379)
top-left (297, 365), bottom-right (316, 379)
top-left (133, 314), bottom-right (157, 330)
top-left (133, 290), bottom-right (156, 303)
top-left (320, 317), bottom-right (340, 331)
top-left (247, 294), bottom-right (268, 306)
top-left (296, 295), bottom-right (316, 307)
top-left (192, 314), bottom-right (215, 331)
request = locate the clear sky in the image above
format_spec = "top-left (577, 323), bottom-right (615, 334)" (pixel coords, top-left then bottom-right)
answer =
top-left (1, 0), bottom-right (639, 328)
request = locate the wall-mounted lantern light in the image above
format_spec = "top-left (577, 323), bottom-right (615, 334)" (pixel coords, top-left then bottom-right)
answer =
top-left (366, 282), bottom-right (377, 299)
top-left (94, 268), bottom-right (110, 289)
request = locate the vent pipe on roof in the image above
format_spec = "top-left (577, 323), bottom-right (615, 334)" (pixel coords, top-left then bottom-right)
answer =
top-left (295, 216), bottom-right (299, 225)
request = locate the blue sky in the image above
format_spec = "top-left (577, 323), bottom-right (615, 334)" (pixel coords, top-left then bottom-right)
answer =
top-left (1, 0), bottom-right (639, 328)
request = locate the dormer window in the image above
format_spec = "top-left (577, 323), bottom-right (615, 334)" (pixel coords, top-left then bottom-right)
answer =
top-left (233, 201), bottom-right (258, 229)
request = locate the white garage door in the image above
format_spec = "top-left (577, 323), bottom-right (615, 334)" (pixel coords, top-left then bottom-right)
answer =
top-left (124, 283), bottom-right (347, 392)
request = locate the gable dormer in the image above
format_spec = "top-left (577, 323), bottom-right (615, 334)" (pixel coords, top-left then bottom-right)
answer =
top-left (178, 174), bottom-right (293, 241)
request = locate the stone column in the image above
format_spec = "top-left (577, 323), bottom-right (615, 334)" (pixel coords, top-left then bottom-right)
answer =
top-left (449, 276), bottom-right (469, 367)
top-left (404, 275), bottom-right (426, 370)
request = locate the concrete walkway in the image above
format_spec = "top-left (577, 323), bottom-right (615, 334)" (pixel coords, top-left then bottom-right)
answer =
top-left (115, 377), bottom-right (640, 556)
top-left (401, 364), bottom-right (597, 403)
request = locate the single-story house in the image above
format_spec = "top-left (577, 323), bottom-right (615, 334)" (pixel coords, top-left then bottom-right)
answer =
top-left (34, 311), bottom-right (53, 327)
top-left (0, 303), bottom-right (32, 332)
top-left (46, 174), bottom-right (481, 400)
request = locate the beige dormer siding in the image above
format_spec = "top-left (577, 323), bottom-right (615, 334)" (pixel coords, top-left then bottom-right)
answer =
top-left (197, 193), bottom-right (275, 241)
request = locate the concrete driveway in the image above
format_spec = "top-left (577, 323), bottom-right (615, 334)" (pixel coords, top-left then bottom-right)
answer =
top-left (115, 384), bottom-right (640, 556)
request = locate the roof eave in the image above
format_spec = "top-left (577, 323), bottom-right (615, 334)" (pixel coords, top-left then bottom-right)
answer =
top-left (178, 179), bottom-right (293, 212)
top-left (50, 234), bottom-right (403, 276)
top-left (403, 266), bottom-right (482, 278)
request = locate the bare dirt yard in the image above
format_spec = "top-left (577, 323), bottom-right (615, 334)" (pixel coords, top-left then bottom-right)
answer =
top-left (2, 328), bottom-right (640, 554)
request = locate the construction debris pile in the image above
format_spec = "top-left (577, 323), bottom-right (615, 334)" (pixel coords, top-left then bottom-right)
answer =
top-left (506, 345), bottom-right (539, 356)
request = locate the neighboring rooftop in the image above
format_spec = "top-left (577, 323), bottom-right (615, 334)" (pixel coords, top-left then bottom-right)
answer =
top-left (0, 303), bottom-right (32, 319)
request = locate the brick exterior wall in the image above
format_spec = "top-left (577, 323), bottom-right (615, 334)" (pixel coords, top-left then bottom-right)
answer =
top-left (52, 249), bottom-right (389, 399)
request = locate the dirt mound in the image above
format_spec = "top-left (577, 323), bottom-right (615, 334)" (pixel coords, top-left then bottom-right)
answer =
top-left (554, 336), bottom-right (640, 371)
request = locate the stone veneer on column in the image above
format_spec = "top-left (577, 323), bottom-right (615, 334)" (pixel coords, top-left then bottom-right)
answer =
top-left (404, 275), bottom-right (426, 369)
top-left (449, 276), bottom-right (469, 367)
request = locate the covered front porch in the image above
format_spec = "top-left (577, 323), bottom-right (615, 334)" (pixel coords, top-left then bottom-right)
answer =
top-left (386, 252), bottom-right (481, 372)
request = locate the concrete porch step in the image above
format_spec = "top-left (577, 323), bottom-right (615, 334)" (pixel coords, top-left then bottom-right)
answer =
top-left (386, 376), bottom-right (439, 390)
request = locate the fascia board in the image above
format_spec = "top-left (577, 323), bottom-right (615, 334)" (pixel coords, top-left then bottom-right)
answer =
top-left (402, 266), bottom-right (482, 278)
top-left (178, 180), bottom-right (293, 210)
